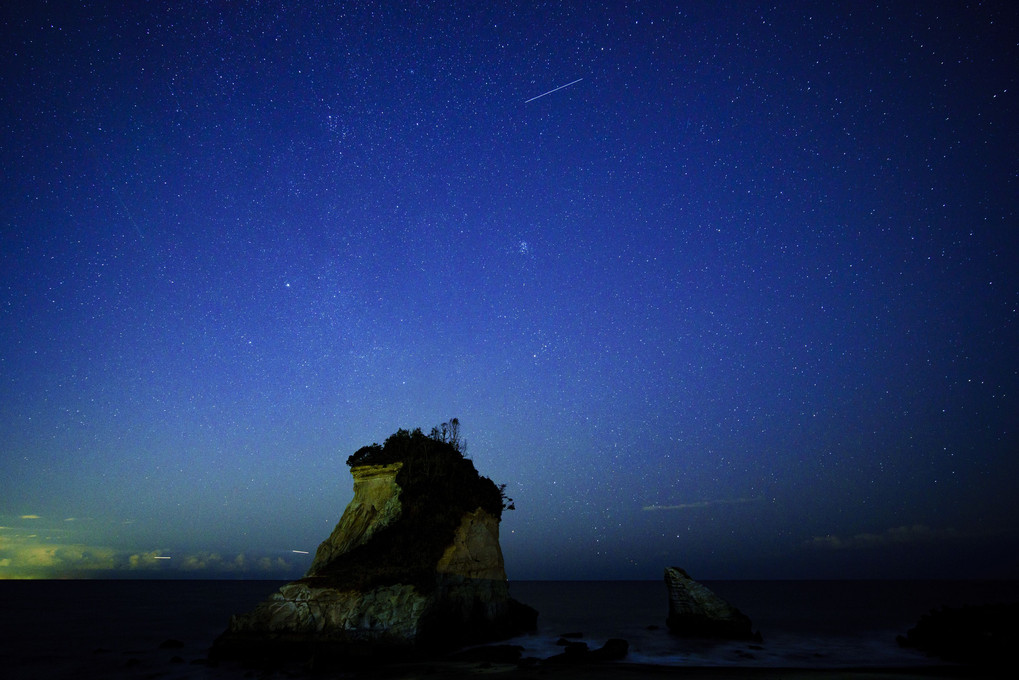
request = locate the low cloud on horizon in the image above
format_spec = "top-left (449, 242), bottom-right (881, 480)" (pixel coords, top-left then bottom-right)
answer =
top-left (642, 497), bottom-right (765, 511)
top-left (808, 524), bottom-right (959, 550)
top-left (0, 518), bottom-right (300, 579)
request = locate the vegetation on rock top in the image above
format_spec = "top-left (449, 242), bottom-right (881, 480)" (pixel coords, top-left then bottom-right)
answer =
top-left (305, 420), bottom-right (512, 593)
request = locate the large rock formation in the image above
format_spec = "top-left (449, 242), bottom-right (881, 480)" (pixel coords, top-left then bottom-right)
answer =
top-left (665, 567), bottom-right (759, 640)
top-left (212, 427), bottom-right (536, 663)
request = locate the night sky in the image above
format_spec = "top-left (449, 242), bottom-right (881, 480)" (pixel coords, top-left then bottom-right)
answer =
top-left (2, 2), bottom-right (1017, 581)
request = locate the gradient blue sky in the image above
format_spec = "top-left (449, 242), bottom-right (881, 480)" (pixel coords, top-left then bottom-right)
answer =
top-left (2, 2), bottom-right (1017, 580)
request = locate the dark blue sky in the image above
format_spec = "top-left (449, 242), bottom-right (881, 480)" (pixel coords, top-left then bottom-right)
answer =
top-left (2, 2), bottom-right (1017, 580)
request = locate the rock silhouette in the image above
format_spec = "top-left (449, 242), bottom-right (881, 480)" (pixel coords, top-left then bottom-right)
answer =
top-left (665, 566), bottom-right (760, 641)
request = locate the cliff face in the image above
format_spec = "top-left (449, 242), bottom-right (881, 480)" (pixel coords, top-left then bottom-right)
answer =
top-left (436, 507), bottom-right (506, 581)
top-left (307, 463), bottom-right (404, 576)
top-left (213, 428), bottom-right (535, 662)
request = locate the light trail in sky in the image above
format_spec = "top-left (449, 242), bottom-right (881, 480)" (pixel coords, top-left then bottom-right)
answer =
top-left (524, 77), bottom-right (583, 103)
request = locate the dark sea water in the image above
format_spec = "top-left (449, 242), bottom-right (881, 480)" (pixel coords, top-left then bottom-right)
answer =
top-left (506, 580), bottom-right (1019, 669)
top-left (2, 579), bottom-right (1017, 678)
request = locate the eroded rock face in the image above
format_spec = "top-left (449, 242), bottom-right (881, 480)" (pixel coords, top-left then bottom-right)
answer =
top-left (665, 567), bottom-right (759, 640)
top-left (307, 463), bottom-right (404, 576)
top-left (228, 581), bottom-right (427, 642)
top-left (213, 431), bottom-right (535, 663)
top-left (437, 508), bottom-right (506, 580)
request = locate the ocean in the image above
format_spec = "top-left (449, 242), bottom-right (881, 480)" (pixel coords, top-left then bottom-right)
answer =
top-left (2, 579), bottom-right (1017, 678)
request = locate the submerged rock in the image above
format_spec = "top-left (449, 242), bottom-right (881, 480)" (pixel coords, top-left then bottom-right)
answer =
top-left (212, 427), bottom-right (536, 664)
top-left (545, 638), bottom-right (629, 664)
top-left (664, 567), bottom-right (760, 640)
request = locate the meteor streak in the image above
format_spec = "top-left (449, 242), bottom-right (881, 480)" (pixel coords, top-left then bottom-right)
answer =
top-left (525, 77), bottom-right (583, 103)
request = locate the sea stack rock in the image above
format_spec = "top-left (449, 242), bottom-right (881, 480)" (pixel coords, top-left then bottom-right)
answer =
top-left (213, 426), bottom-right (537, 663)
top-left (665, 567), bottom-right (759, 640)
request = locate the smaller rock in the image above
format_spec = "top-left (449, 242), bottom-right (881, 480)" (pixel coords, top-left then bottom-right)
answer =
top-left (665, 567), bottom-right (760, 641)
top-left (590, 638), bottom-right (628, 661)
top-left (545, 638), bottom-right (628, 664)
top-left (560, 640), bottom-right (589, 655)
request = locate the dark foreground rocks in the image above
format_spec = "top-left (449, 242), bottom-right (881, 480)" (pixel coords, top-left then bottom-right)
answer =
top-left (545, 637), bottom-right (629, 664)
top-left (451, 636), bottom-right (629, 668)
top-left (897, 601), bottom-right (1019, 666)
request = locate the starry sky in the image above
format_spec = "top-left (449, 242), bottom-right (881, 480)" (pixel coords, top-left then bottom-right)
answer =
top-left (2, 2), bottom-right (1017, 581)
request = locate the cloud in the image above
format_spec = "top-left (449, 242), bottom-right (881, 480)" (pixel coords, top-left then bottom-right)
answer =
top-left (125, 550), bottom-right (293, 575)
top-left (178, 551), bottom-right (292, 574)
top-left (1, 514), bottom-right (298, 578)
top-left (643, 497), bottom-right (765, 511)
top-left (808, 524), bottom-right (959, 550)
top-left (177, 552), bottom-right (219, 571)
top-left (0, 533), bottom-right (117, 576)
top-left (128, 551), bottom-right (172, 569)
top-left (1, 525), bottom-right (296, 579)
